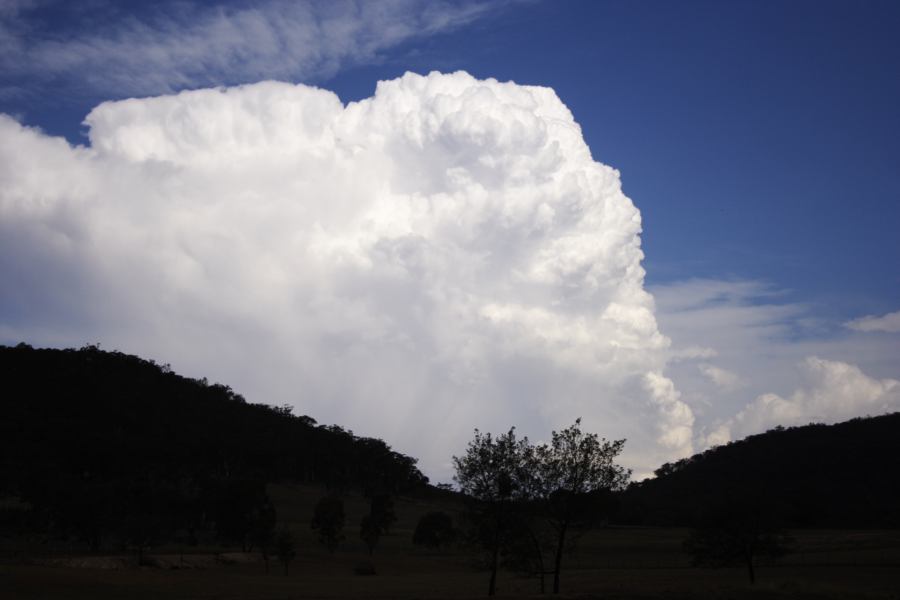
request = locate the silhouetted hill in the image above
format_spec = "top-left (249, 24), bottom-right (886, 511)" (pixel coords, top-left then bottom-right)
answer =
top-left (0, 343), bottom-right (426, 549)
top-left (621, 413), bottom-right (900, 528)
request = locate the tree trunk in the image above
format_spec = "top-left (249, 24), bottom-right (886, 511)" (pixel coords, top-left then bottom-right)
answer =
top-left (746, 554), bottom-right (755, 585)
top-left (529, 528), bottom-right (546, 594)
top-left (552, 521), bottom-right (568, 594)
top-left (487, 501), bottom-right (505, 597)
top-left (488, 541), bottom-right (499, 596)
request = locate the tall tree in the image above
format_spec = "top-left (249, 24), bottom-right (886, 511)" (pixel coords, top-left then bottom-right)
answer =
top-left (528, 419), bottom-right (630, 594)
top-left (453, 428), bottom-right (530, 596)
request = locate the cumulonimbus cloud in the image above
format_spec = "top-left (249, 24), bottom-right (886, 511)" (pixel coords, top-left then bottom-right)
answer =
top-left (0, 71), bottom-right (695, 480)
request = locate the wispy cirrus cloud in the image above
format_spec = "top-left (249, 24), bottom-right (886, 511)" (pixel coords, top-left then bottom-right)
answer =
top-left (0, 0), bottom-right (503, 99)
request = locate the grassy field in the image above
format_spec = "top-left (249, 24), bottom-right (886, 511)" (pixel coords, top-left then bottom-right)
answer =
top-left (2, 483), bottom-right (899, 599)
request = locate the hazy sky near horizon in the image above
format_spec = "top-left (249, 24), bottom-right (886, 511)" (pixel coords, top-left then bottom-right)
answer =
top-left (2, 0), bottom-right (899, 480)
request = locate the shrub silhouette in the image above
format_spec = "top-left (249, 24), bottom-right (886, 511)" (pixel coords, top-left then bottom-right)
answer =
top-left (412, 511), bottom-right (457, 550)
top-left (311, 496), bottom-right (345, 553)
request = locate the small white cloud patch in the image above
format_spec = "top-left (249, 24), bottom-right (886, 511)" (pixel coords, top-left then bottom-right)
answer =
top-left (652, 278), bottom-right (900, 453)
top-left (698, 363), bottom-right (742, 390)
top-left (845, 310), bottom-right (900, 333)
top-left (709, 357), bottom-right (900, 445)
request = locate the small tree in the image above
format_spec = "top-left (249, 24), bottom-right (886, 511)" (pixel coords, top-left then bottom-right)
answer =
top-left (249, 496), bottom-right (277, 572)
top-left (311, 496), bottom-right (345, 553)
top-left (357, 494), bottom-right (397, 556)
top-left (412, 511), bottom-right (457, 550)
top-left (211, 479), bottom-right (270, 551)
top-left (120, 480), bottom-right (176, 566)
top-left (360, 514), bottom-right (380, 555)
top-left (369, 494), bottom-right (397, 533)
top-left (684, 495), bottom-right (792, 584)
top-left (275, 528), bottom-right (296, 576)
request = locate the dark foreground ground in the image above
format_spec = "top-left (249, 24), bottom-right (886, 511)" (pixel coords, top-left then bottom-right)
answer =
top-left (3, 485), bottom-right (899, 599)
top-left (3, 561), bottom-right (899, 600)
top-left (5, 529), bottom-right (899, 600)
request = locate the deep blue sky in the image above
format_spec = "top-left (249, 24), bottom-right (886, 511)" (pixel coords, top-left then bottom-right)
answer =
top-left (4, 0), bottom-right (899, 321)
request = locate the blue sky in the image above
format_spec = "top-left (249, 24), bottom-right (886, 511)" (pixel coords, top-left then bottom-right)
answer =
top-left (2, 0), bottom-right (899, 477)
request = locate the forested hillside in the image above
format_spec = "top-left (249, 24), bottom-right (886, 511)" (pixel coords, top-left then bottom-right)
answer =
top-left (622, 413), bottom-right (900, 528)
top-left (0, 343), bottom-right (427, 551)
top-left (4, 341), bottom-right (899, 563)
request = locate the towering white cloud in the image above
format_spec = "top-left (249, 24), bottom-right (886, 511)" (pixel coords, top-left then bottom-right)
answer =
top-left (0, 72), bottom-right (693, 479)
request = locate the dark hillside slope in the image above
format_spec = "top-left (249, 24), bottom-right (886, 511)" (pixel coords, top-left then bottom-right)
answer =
top-left (622, 413), bottom-right (900, 528)
top-left (0, 343), bottom-right (426, 548)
